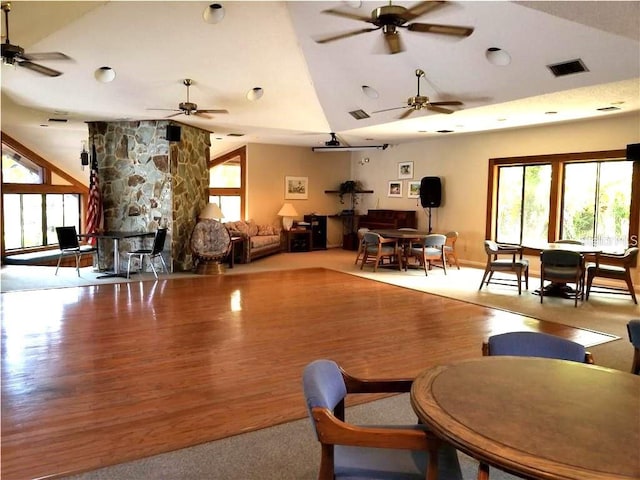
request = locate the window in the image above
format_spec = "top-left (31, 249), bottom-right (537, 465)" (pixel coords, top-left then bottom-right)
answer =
top-left (487, 150), bottom-right (639, 252)
top-left (209, 146), bottom-right (246, 222)
top-left (2, 135), bottom-right (87, 256)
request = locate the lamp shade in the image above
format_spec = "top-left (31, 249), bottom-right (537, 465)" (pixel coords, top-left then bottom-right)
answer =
top-left (277, 203), bottom-right (298, 217)
top-left (277, 203), bottom-right (298, 231)
top-left (200, 203), bottom-right (224, 220)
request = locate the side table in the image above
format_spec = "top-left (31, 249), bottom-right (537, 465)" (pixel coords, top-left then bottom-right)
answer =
top-left (287, 230), bottom-right (312, 252)
top-left (227, 236), bottom-right (244, 268)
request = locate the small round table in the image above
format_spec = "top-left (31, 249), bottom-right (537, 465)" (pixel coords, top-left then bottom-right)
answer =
top-left (411, 356), bottom-right (640, 480)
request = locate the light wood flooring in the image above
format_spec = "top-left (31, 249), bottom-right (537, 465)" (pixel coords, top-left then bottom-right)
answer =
top-left (1, 267), bottom-right (616, 480)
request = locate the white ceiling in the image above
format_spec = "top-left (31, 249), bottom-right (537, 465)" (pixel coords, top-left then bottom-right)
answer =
top-left (1, 1), bottom-right (639, 185)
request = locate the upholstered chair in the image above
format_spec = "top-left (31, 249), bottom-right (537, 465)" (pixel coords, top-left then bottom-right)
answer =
top-left (478, 241), bottom-right (529, 294)
top-left (627, 319), bottom-right (640, 374)
top-left (302, 359), bottom-right (463, 480)
top-left (190, 219), bottom-right (231, 274)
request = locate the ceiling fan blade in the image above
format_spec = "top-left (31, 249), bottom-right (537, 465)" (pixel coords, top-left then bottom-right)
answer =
top-left (165, 112), bottom-right (184, 118)
top-left (22, 51), bottom-right (71, 62)
top-left (384, 31), bottom-right (403, 54)
top-left (427, 104), bottom-right (454, 114)
top-left (18, 61), bottom-right (62, 77)
top-left (321, 8), bottom-right (373, 23)
top-left (407, 22), bottom-right (474, 37)
top-left (147, 108), bottom-right (181, 112)
top-left (197, 109), bottom-right (229, 114)
top-left (399, 108), bottom-right (415, 120)
top-left (316, 27), bottom-right (379, 44)
top-left (372, 106), bottom-right (407, 114)
top-left (429, 101), bottom-right (463, 106)
top-left (402, 1), bottom-right (446, 21)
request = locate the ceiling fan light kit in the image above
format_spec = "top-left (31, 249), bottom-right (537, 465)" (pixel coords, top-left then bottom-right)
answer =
top-left (94, 66), bottom-right (116, 83)
top-left (203, 3), bottom-right (225, 24)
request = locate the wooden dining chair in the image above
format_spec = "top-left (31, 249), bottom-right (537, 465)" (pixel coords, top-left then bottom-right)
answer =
top-left (408, 234), bottom-right (447, 276)
top-left (353, 227), bottom-right (370, 266)
top-left (360, 232), bottom-right (401, 272)
top-left (540, 249), bottom-right (585, 307)
top-left (585, 247), bottom-right (638, 304)
top-left (302, 359), bottom-right (463, 480)
top-left (478, 241), bottom-right (529, 294)
top-left (443, 231), bottom-right (460, 269)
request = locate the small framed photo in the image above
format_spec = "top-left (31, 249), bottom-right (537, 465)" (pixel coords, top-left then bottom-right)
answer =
top-left (388, 181), bottom-right (402, 197)
top-left (408, 181), bottom-right (421, 198)
top-left (398, 161), bottom-right (414, 179)
top-left (285, 176), bottom-right (308, 199)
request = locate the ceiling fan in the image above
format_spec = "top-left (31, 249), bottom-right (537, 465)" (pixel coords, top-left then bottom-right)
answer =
top-left (148, 79), bottom-right (229, 119)
top-left (1, 2), bottom-right (71, 77)
top-left (373, 69), bottom-right (463, 119)
top-left (316, 0), bottom-right (474, 54)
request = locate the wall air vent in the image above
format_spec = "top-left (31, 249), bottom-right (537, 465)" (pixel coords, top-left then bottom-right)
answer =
top-left (547, 59), bottom-right (588, 77)
top-left (349, 109), bottom-right (370, 120)
top-left (48, 118), bottom-right (68, 123)
top-left (226, 133), bottom-right (245, 137)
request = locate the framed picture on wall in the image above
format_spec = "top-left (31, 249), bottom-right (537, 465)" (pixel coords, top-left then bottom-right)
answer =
top-left (408, 181), bottom-right (421, 198)
top-left (285, 176), bottom-right (308, 199)
top-left (398, 161), bottom-right (413, 179)
top-left (388, 181), bottom-right (402, 197)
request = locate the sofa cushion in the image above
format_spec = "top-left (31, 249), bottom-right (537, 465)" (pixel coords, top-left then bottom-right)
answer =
top-left (247, 220), bottom-right (259, 237)
top-left (251, 235), bottom-right (280, 250)
top-left (225, 221), bottom-right (250, 237)
top-left (257, 224), bottom-right (279, 236)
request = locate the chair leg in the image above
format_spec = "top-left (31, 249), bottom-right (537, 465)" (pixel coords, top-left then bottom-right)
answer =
top-left (478, 269), bottom-right (490, 290)
top-left (624, 273), bottom-right (638, 304)
top-left (55, 254), bottom-right (63, 275)
top-left (158, 254), bottom-right (168, 274)
top-left (74, 252), bottom-right (81, 277)
top-left (516, 270), bottom-right (522, 295)
top-left (149, 256), bottom-right (158, 279)
top-left (477, 462), bottom-right (490, 480)
top-left (540, 277), bottom-right (544, 304)
top-left (127, 255), bottom-right (132, 279)
top-left (585, 271), bottom-right (594, 300)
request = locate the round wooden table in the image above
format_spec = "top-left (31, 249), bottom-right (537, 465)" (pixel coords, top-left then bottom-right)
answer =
top-left (411, 356), bottom-right (640, 480)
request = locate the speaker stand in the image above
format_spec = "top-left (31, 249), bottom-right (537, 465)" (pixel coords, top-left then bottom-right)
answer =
top-left (426, 207), bottom-right (433, 233)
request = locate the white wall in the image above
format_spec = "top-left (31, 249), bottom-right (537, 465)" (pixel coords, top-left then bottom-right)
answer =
top-left (350, 113), bottom-right (640, 272)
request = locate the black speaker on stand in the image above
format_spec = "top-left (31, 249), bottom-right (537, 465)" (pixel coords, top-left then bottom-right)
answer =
top-left (419, 177), bottom-right (441, 233)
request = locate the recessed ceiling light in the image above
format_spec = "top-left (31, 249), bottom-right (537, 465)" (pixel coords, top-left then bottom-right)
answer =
top-left (486, 47), bottom-right (511, 66)
top-left (94, 66), bottom-right (116, 83)
top-left (362, 85), bottom-right (379, 99)
top-left (203, 3), bottom-right (225, 24)
top-left (246, 87), bottom-right (264, 101)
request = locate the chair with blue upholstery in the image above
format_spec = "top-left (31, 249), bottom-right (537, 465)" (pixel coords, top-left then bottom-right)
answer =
top-left (627, 319), bottom-right (640, 375)
top-left (360, 232), bottom-right (400, 272)
top-left (482, 331), bottom-right (594, 364)
top-left (408, 233), bottom-right (447, 276)
top-left (478, 331), bottom-right (593, 479)
top-left (302, 359), bottom-right (463, 480)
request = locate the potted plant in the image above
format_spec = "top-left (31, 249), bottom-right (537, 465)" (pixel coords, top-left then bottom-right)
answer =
top-left (338, 180), bottom-right (363, 209)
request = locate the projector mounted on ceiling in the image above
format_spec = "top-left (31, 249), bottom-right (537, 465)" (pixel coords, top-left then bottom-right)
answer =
top-left (312, 132), bottom-right (389, 152)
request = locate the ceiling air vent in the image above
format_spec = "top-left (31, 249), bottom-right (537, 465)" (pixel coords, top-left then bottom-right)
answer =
top-left (226, 133), bottom-right (245, 137)
top-left (597, 106), bottom-right (621, 112)
top-left (349, 109), bottom-right (370, 120)
top-left (547, 59), bottom-right (588, 77)
top-left (48, 118), bottom-right (68, 123)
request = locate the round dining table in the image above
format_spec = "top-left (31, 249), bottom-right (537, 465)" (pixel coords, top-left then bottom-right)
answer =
top-left (411, 356), bottom-right (640, 480)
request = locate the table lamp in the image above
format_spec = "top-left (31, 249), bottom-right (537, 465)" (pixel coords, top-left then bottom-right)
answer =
top-left (277, 203), bottom-right (298, 231)
top-left (200, 203), bottom-right (224, 221)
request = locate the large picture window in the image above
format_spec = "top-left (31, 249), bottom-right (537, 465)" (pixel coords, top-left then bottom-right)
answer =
top-left (2, 134), bottom-right (87, 257)
top-left (487, 150), bottom-right (639, 252)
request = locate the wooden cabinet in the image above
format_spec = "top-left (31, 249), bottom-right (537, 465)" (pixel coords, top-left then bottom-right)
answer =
top-left (304, 215), bottom-right (327, 250)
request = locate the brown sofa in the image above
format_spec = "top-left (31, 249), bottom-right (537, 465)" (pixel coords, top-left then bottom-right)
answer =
top-left (224, 220), bottom-right (282, 263)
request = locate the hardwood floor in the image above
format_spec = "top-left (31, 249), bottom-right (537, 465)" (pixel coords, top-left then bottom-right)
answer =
top-left (0, 268), bottom-right (613, 480)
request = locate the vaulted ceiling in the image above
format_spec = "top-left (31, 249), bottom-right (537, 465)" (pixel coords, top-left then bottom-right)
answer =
top-left (1, 1), bottom-right (639, 184)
